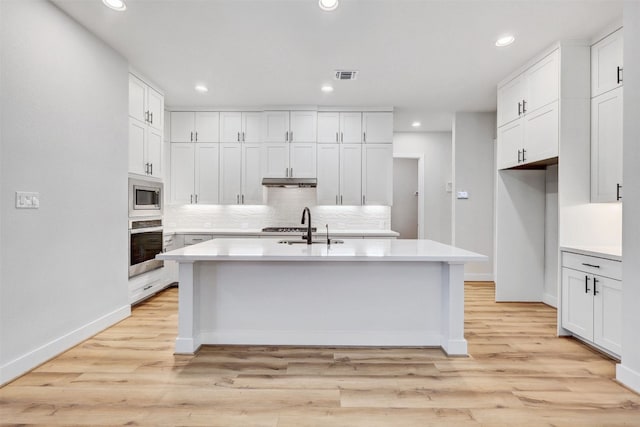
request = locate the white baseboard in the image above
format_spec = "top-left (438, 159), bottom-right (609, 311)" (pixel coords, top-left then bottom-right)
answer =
top-left (200, 330), bottom-right (443, 347)
top-left (0, 304), bottom-right (130, 386)
top-left (542, 292), bottom-right (558, 308)
top-left (616, 363), bottom-right (640, 394)
top-left (464, 273), bottom-right (494, 282)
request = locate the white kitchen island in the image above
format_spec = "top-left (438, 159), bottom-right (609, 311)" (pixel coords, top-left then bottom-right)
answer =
top-left (157, 238), bottom-right (486, 356)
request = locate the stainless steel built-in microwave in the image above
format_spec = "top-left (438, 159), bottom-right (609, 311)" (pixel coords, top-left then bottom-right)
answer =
top-left (129, 178), bottom-right (162, 216)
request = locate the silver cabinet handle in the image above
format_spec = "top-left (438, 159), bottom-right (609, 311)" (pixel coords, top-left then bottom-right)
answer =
top-left (336, 132), bottom-right (339, 143)
top-left (363, 132), bottom-right (366, 142)
top-left (340, 195), bottom-right (343, 205)
top-left (195, 194), bottom-right (198, 204)
top-left (290, 168), bottom-right (293, 177)
top-left (150, 163), bottom-right (153, 175)
top-left (335, 195), bottom-right (338, 205)
top-left (190, 194), bottom-right (193, 204)
top-left (144, 163), bottom-right (148, 174)
top-left (242, 131), bottom-right (245, 142)
top-left (522, 99), bottom-right (527, 114)
top-left (363, 195), bottom-right (365, 205)
top-left (150, 112), bottom-right (153, 124)
top-left (190, 131), bottom-right (193, 142)
top-left (522, 148), bottom-right (527, 162)
top-left (145, 111), bottom-right (150, 122)
top-left (285, 131), bottom-right (289, 142)
top-left (237, 132), bottom-right (240, 142)
top-left (290, 131), bottom-right (293, 142)
top-left (242, 194), bottom-right (244, 204)
top-left (237, 194), bottom-right (239, 204)
top-left (341, 132), bottom-right (344, 143)
top-left (517, 150), bottom-right (522, 163)
top-left (195, 132), bottom-right (198, 142)
top-left (143, 284), bottom-right (153, 291)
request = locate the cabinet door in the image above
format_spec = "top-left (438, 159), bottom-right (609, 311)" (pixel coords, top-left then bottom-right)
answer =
top-left (362, 144), bottom-right (393, 205)
top-left (243, 112), bottom-right (263, 143)
top-left (497, 75), bottom-right (526, 127)
top-left (523, 100), bottom-right (558, 164)
top-left (340, 144), bottom-right (362, 205)
top-left (129, 118), bottom-right (146, 175)
top-left (146, 127), bottom-right (163, 178)
top-left (242, 143), bottom-right (263, 204)
top-left (290, 111), bottom-right (317, 142)
top-left (146, 87), bottom-right (164, 132)
top-left (525, 49), bottom-right (559, 114)
top-left (341, 112), bottom-right (362, 143)
top-left (496, 119), bottom-right (524, 170)
top-left (170, 143), bottom-right (195, 204)
top-left (195, 143), bottom-right (219, 204)
top-left (317, 112), bottom-right (340, 143)
top-left (593, 275), bottom-right (622, 355)
top-left (171, 112), bottom-right (195, 143)
top-left (362, 112), bottom-right (393, 143)
top-left (264, 111), bottom-right (290, 142)
top-left (592, 28), bottom-right (623, 97)
top-left (262, 143), bottom-right (289, 178)
top-left (195, 112), bottom-right (219, 143)
top-left (219, 143), bottom-right (242, 204)
top-left (290, 143), bottom-right (316, 178)
top-left (561, 268), bottom-right (594, 340)
top-left (317, 144), bottom-right (340, 205)
top-left (220, 112), bottom-right (243, 142)
top-left (591, 88), bottom-right (623, 202)
top-left (128, 74), bottom-right (146, 123)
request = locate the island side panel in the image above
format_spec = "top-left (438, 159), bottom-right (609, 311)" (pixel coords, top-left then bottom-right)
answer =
top-left (440, 262), bottom-right (467, 355)
top-left (193, 260), bottom-right (446, 347)
top-left (175, 261), bottom-right (201, 354)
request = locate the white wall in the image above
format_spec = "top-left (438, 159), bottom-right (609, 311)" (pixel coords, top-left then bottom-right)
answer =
top-left (452, 113), bottom-right (496, 281)
top-left (544, 166), bottom-right (559, 307)
top-left (393, 132), bottom-right (452, 244)
top-left (617, 0), bottom-right (640, 394)
top-left (0, 0), bottom-right (130, 385)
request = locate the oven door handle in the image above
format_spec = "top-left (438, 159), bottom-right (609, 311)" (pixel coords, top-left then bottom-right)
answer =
top-left (130, 226), bottom-right (164, 234)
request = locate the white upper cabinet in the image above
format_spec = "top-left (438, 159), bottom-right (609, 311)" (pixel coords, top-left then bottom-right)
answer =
top-left (316, 144), bottom-right (340, 205)
top-left (128, 73), bottom-right (164, 177)
top-left (263, 142), bottom-right (289, 178)
top-left (317, 112), bottom-right (363, 143)
top-left (220, 112), bottom-right (262, 142)
top-left (171, 112), bottom-right (219, 143)
top-left (170, 143), bottom-right (196, 204)
top-left (592, 28), bottom-right (623, 98)
top-left (195, 143), bottom-right (220, 204)
top-left (170, 143), bottom-right (219, 205)
top-left (362, 143), bottom-right (393, 205)
top-left (497, 50), bottom-right (559, 128)
top-left (219, 143), bottom-right (242, 204)
top-left (496, 49), bottom-right (561, 169)
top-left (263, 111), bottom-right (290, 142)
top-left (242, 143), bottom-right (264, 204)
top-left (362, 112), bottom-right (394, 143)
top-left (290, 143), bottom-right (316, 178)
top-left (340, 144), bottom-right (363, 205)
top-left (591, 87), bottom-right (623, 202)
top-left (290, 111), bottom-right (318, 142)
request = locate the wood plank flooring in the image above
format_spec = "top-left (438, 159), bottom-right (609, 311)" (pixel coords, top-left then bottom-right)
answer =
top-left (1, 282), bottom-right (639, 426)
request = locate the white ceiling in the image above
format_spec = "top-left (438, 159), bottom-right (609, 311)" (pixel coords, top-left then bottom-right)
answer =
top-left (52, 0), bottom-right (622, 131)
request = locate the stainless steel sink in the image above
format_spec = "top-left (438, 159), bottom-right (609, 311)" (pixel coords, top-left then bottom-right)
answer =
top-left (278, 239), bottom-right (344, 245)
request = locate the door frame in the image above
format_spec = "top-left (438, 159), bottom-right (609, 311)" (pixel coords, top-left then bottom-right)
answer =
top-left (392, 154), bottom-right (424, 239)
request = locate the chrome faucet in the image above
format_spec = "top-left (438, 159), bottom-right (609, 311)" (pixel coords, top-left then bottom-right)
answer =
top-left (301, 207), bottom-right (312, 244)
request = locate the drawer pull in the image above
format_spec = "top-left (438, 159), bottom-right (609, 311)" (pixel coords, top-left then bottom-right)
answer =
top-left (581, 263), bottom-right (600, 269)
top-left (143, 285), bottom-right (153, 291)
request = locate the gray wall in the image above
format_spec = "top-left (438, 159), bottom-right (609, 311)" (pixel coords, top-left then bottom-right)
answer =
top-left (452, 112), bottom-right (496, 281)
top-left (0, 0), bottom-right (129, 384)
top-left (393, 132), bottom-right (452, 244)
top-left (619, 0), bottom-right (640, 393)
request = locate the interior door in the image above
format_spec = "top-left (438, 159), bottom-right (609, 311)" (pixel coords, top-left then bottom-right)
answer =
top-left (391, 158), bottom-right (418, 238)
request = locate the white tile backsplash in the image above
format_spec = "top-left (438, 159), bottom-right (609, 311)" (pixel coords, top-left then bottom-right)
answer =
top-left (164, 188), bottom-right (391, 230)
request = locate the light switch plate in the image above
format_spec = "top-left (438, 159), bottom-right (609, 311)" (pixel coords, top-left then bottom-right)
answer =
top-left (16, 191), bottom-right (40, 209)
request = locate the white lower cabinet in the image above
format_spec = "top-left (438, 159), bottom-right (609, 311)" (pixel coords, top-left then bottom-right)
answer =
top-left (362, 144), bottom-right (393, 205)
top-left (561, 251), bottom-right (622, 357)
top-left (220, 143), bottom-right (263, 205)
top-left (170, 143), bottom-right (219, 204)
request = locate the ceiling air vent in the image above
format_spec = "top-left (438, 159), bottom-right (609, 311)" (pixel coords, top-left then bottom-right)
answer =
top-left (334, 70), bottom-right (358, 80)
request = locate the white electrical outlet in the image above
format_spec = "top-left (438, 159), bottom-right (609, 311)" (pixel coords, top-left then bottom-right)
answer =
top-left (16, 191), bottom-right (40, 209)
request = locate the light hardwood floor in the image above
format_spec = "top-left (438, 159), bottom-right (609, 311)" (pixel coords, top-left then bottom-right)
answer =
top-left (1, 283), bottom-right (639, 426)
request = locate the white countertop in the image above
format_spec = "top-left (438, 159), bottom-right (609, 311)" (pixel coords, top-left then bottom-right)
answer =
top-left (157, 238), bottom-right (487, 262)
top-left (164, 228), bottom-right (400, 237)
top-left (560, 245), bottom-right (622, 261)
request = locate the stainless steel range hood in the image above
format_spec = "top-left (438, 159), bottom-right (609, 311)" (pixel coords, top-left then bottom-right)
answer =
top-left (261, 177), bottom-right (317, 188)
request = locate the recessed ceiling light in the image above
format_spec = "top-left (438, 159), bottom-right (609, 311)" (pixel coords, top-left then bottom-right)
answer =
top-left (102, 0), bottom-right (126, 11)
top-left (321, 85), bottom-right (334, 93)
top-left (195, 85), bottom-right (209, 93)
top-left (319, 0), bottom-right (339, 12)
top-left (495, 35), bottom-right (515, 47)
top-left (411, 121), bottom-right (421, 128)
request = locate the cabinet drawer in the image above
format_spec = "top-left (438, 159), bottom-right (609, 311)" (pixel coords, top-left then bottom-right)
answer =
top-left (183, 234), bottom-right (213, 245)
top-left (562, 251), bottom-right (621, 280)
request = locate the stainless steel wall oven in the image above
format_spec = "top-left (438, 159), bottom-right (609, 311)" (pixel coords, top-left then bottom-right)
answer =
top-left (129, 217), bottom-right (164, 278)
